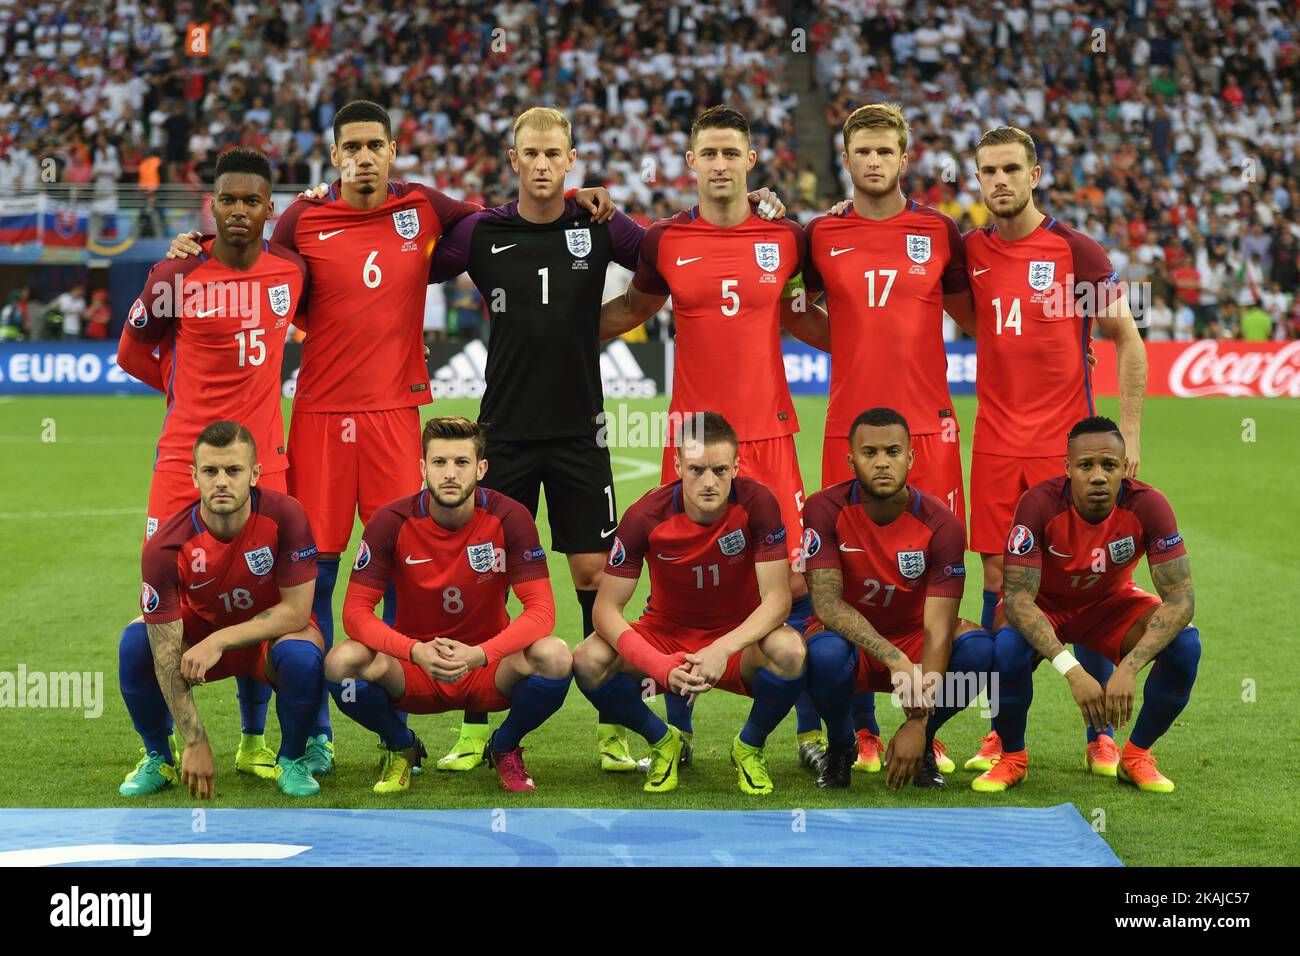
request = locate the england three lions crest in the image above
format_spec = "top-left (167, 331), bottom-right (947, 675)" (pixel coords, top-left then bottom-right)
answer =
top-left (565, 228), bottom-right (591, 258)
top-left (754, 242), bottom-right (781, 273)
top-left (244, 546), bottom-right (275, 577)
top-left (906, 234), bottom-right (931, 263)
top-left (267, 283), bottom-right (291, 317)
top-left (896, 549), bottom-right (926, 580)
top-left (1107, 535), bottom-right (1137, 565)
top-left (392, 208), bottom-right (421, 240)
top-left (1028, 260), bottom-right (1056, 291)
top-left (466, 541), bottom-right (497, 573)
top-left (718, 528), bottom-right (747, 556)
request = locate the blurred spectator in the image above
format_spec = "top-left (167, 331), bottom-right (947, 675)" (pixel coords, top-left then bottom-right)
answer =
top-left (1, 290), bottom-right (26, 342)
top-left (53, 286), bottom-right (87, 339)
top-left (1145, 296), bottom-right (1174, 342)
top-left (424, 282), bottom-right (447, 345)
top-left (447, 274), bottom-right (485, 343)
top-left (1239, 301), bottom-right (1274, 342)
top-left (84, 290), bottom-right (111, 340)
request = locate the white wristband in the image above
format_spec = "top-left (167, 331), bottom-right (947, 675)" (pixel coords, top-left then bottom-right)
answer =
top-left (1051, 650), bottom-right (1081, 676)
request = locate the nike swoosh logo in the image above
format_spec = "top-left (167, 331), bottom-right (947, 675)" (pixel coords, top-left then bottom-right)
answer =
top-left (600, 527), bottom-right (617, 539)
top-left (972, 267), bottom-right (991, 276)
top-left (491, 244), bottom-right (518, 254)
top-left (1047, 546), bottom-right (1073, 558)
top-left (189, 580), bottom-right (214, 590)
top-left (657, 554), bottom-right (684, 561)
top-left (676, 256), bottom-right (702, 265)
top-left (838, 543), bottom-right (866, 552)
top-left (829, 247), bottom-right (855, 257)
top-left (317, 229), bottom-right (345, 240)
top-left (405, 556), bottom-right (434, 565)
top-left (195, 308), bottom-right (222, 318)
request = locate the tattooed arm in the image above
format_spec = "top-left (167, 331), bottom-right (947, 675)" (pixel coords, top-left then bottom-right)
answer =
top-left (1106, 556), bottom-right (1195, 727)
top-left (1124, 556), bottom-right (1195, 672)
top-left (148, 619), bottom-right (215, 798)
top-left (1002, 563), bottom-right (1109, 732)
top-left (599, 283), bottom-right (667, 340)
top-left (180, 581), bottom-right (314, 684)
top-left (806, 567), bottom-right (922, 705)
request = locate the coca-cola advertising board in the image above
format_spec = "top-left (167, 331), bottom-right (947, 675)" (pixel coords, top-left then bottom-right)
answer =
top-left (1090, 340), bottom-right (1300, 398)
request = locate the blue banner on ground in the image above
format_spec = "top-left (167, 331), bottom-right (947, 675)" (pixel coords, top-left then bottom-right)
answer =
top-left (783, 338), bottom-right (977, 397)
top-left (0, 342), bottom-right (154, 396)
top-left (0, 805), bottom-right (1121, 867)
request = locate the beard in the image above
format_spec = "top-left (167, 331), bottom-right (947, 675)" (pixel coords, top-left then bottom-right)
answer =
top-left (203, 489), bottom-right (248, 514)
top-left (990, 191), bottom-right (1031, 220)
top-left (858, 172), bottom-right (899, 197)
top-left (431, 481), bottom-right (476, 509)
top-left (355, 181), bottom-right (376, 194)
top-left (860, 474), bottom-right (906, 500)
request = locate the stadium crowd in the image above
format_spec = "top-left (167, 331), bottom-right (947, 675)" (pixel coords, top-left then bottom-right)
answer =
top-left (0, 0), bottom-right (1297, 340)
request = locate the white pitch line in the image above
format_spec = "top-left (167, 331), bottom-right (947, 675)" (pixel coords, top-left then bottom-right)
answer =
top-left (609, 454), bottom-right (662, 482)
top-left (0, 506), bottom-right (141, 520)
top-left (0, 842), bottom-right (311, 866)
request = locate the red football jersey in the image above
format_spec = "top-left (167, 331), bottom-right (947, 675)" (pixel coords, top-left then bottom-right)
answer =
top-left (804, 203), bottom-right (967, 437)
top-left (605, 475), bottom-right (788, 630)
top-left (802, 481), bottom-right (966, 638)
top-left (965, 217), bottom-right (1123, 457)
top-left (140, 487), bottom-right (318, 629)
top-left (633, 209), bottom-right (805, 441)
top-left (273, 180), bottom-right (480, 413)
top-left (125, 240), bottom-right (309, 475)
top-left (347, 487), bottom-right (550, 645)
top-left (1004, 475), bottom-right (1187, 617)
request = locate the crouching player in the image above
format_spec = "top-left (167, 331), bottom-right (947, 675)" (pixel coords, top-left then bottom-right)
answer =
top-left (119, 421), bottom-right (326, 798)
top-left (573, 412), bottom-right (806, 795)
top-left (974, 416), bottom-right (1198, 793)
top-left (324, 417), bottom-right (571, 794)
top-left (802, 408), bottom-right (992, 789)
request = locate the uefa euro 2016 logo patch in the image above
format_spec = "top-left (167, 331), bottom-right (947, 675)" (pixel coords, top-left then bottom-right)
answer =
top-left (718, 528), bottom-right (747, 556)
top-left (141, 582), bottom-right (159, 614)
top-left (801, 528), bottom-right (821, 558)
top-left (128, 298), bottom-right (147, 328)
top-left (1007, 524), bottom-right (1035, 555)
top-left (244, 546), bottom-right (275, 577)
top-left (906, 234), bottom-right (931, 263)
top-left (896, 549), bottom-right (926, 579)
top-left (392, 208), bottom-right (420, 240)
top-left (267, 283), bottom-right (291, 317)
top-left (608, 536), bottom-right (626, 567)
top-left (466, 541), bottom-right (496, 573)
top-left (1107, 535), bottom-right (1137, 565)
top-left (353, 540), bottom-right (371, 570)
top-left (565, 228), bottom-right (591, 258)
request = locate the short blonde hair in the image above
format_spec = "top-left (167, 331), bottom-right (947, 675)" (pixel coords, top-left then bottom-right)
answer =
top-left (513, 107), bottom-right (573, 151)
top-left (976, 126), bottom-right (1038, 166)
top-left (842, 103), bottom-right (909, 153)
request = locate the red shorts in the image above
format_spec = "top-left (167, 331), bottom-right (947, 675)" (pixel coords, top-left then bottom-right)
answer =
top-left (393, 655), bottom-right (512, 714)
top-left (630, 612), bottom-right (751, 697)
top-left (968, 451), bottom-right (1062, 555)
top-left (661, 435), bottom-right (805, 566)
top-left (1036, 587), bottom-right (1162, 664)
top-left (178, 610), bottom-right (321, 685)
top-left (287, 407), bottom-right (423, 554)
top-left (807, 625), bottom-right (923, 694)
top-left (146, 470), bottom-right (286, 542)
top-left (821, 432), bottom-right (966, 533)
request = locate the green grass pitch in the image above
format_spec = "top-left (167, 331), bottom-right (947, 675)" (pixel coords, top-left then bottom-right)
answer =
top-left (0, 393), bottom-right (1296, 866)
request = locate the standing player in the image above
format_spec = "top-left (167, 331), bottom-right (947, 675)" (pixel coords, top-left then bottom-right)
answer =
top-left (427, 107), bottom-right (787, 772)
top-left (973, 417), bottom-right (1198, 793)
top-left (802, 408), bottom-right (993, 789)
top-left (324, 417), bottom-right (572, 794)
top-left (424, 108), bottom-right (643, 772)
top-left (600, 106), bottom-right (811, 764)
top-left (962, 126), bottom-right (1148, 774)
top-left (117, 148), bottom-right (314, 781)
top-left (572, 413), bottom-right (806, 795)
top-left (118, 422), bottom-right (326, 798)
top-left (794, 103), bottom-right (974, 776)
top-left (165, 101), bottom-right (611, 764)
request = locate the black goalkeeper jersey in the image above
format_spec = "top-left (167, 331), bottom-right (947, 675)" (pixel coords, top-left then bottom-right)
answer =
top-left (429, 198), bottom-right (644, 441)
